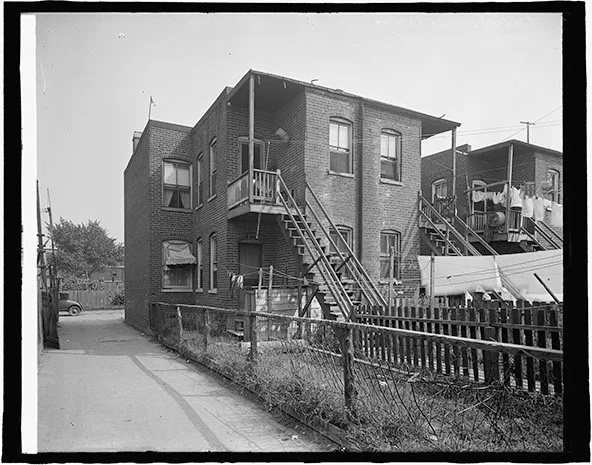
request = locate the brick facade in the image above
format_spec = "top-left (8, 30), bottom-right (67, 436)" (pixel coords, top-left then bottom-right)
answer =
top-left (125, 71), bottom-right (455, 330)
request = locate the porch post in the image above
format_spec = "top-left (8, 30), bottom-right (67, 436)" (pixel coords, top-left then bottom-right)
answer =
top-left (249, 72), bottom-right (255, 204)
top-left (451, 127), bottom-right (457, 215)
top-left (505, 143), bottom-right (514, 234)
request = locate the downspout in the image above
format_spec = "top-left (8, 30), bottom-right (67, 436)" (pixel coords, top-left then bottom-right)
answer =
top-left (358, 100), bottom-right (365, 261)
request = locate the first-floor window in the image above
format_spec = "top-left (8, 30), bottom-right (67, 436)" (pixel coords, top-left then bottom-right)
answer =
top-left (210, 234), bottom-right (218, 290)
top-left (196, 239), bottom-right (203, 291)
top-left (380, 231), bottom-right (401, 280)
top-left (163, 240), bottom-right (195, 289)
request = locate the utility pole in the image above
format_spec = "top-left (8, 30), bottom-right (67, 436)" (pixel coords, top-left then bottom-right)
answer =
top-left (46, 189), bottom-right (59, 318)
top-left (520, 121), bottom-right (535, 143)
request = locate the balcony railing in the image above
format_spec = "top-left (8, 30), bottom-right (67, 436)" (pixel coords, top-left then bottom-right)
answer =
top-left (507, 209), bottom-right (522, 232)
top-left (227, 169), bottom-right (279, 210)
top-left (467, 212), bottom-right (487, 233)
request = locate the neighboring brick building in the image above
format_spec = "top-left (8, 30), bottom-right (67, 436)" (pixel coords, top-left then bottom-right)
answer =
top-left (124, 69), bottom-right (459, 331)
top-left (420, 140), bottom-right (563, 254)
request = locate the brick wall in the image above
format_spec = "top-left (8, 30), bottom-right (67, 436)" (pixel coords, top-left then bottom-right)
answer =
top-left (124, 125), bottom-right (151, 330)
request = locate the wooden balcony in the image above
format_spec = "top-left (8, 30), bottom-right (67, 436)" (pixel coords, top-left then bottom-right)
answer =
top-left (227, 169), bottom-right (292, 219)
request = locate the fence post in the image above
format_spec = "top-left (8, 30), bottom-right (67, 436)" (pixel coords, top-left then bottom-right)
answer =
top-left (338, 324), bottom-right (356, 415)
top-left (247, 291), bottom-right (258, 362)
top-left (204, 309), bottom-right (210, 353)
top-left (176, 306), bottom-right (183, 345)
top-left (483, 302), bottom-right (499, 383)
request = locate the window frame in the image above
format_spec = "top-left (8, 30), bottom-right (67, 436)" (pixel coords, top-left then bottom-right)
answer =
top-left (209, 233), bottom-right (218, 292)
top-left (238, 137), bottom-right (266, 175)
top-left (162, 160), bottom-right (192, 210)
top-left (209, 137), bottom-right (218, 199)
top-left (379, 231), bottom-right (401, 281)
top-left (329, 118), bottom-right (353, 175)
top-left (431, 178), bottom-right (448, 202)
top-left (162, 240), bottom-right (194, 291)
top-left (380, 129), bottom-right (402, 182)
top-left (196, 238), bottom-right (203, 292)
top-left (545, 169), bottom-right (560, 203)
top-left (196, 153), bottom-right (203, 208)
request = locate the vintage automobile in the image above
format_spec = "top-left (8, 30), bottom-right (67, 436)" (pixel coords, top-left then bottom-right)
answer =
top-left (58, 292), bottom-right (83, 316)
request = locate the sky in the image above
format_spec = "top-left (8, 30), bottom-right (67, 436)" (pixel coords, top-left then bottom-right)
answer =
top-left (35, 13), bottom-right (562, 243)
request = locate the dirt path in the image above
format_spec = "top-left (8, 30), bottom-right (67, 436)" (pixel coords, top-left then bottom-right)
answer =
top-left (38, 309), bottom-right (333, 452)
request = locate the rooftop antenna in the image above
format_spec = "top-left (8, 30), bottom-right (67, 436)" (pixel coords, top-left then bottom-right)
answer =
top-left (148, 96), bottom-right (156, 121)
top-left (520, 121), bottom-right (535, 143)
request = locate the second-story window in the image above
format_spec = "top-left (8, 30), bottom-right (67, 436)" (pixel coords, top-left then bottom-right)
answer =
top-left (209, 138), bottom-right (217, 198)
top-left (544, 169), bottom-right (560, 203)
top-left (329, 118), bottom-right (352, 174)
top-left (163, 161), bottom-right (191, 209)
top-left (431, 179), bottom-right (448, 202)
top-left (196, 154), bottom-right (203, 207)
top-left (380, 130), bottom-right (402, 182)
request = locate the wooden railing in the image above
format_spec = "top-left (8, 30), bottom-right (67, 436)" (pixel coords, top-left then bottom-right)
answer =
top-left (227, 169), bottom-right (279, 210)
top-left (467, 212), bottom-right (487, 233)
top-left (507, 209), bottom-right (522, 232)
top-left (227, 172), bottom-right (250, 209)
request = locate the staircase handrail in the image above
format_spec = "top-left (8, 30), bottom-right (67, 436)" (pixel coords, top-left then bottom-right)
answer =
top-left (304, 196), bottom-right (384, 309)
top-left (451, 214), bottom-right (498, 256)
top-left (276, 176), bottom-right (353, 320)
top-left (523, 217), bottom-right (562, 249)
top-left (418, 204), bottom-right (464, 256)
top-left (305, 182), bottom-right (388, 308)
top-left (519, 224), bottom-right (548, 251)
top-left (418, 193), bottom-right (480, 256)
top-left (536, 219), bottom-right (563, 244)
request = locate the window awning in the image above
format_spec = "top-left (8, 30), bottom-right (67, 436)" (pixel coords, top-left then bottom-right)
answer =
top-left (165, 242), bottom-right (196, 266)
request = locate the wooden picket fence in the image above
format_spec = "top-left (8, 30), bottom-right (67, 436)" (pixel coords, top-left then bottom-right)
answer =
top-left (354, 299), bottom-right (563, 395)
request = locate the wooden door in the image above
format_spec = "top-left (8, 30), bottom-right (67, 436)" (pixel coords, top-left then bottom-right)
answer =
top-left (239, 242), bottom-right (263, 287)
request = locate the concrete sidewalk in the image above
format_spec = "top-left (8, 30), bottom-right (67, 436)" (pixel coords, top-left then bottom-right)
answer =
top-left (38, 309), bottom-right (333, 452)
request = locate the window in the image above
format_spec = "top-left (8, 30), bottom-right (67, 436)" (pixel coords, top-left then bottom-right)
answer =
top-left (209, 234), bottom-right (218, 291)
top-left (471, 180), bottom-right (487, 213)
top-left (380, 130), bottom-right (402, 181)
top-left (163, 161), bottom-right (191, 209)
top-left (329, 226), bottom-right (353, 278)
top-left (162, 240), bottom-right (195, 290)
top-left (329, 119), bottom-right (352, 174)
top-left (380, 231), bottom-right (401, 280)
top-left (239, 139), bottom-right (265, 174)
top-left (196, 239), bottom-right (203, 291)
top-left (209, 138), bottom-right (217, 197)
top-left (431, 179), bottom-right (448, 202)
top-left (544, 169), bottom-right (560, 203)
top-left (196, 154), bottom-right (203, 207)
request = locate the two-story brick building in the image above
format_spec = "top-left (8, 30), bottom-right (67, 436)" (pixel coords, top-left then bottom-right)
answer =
top-left (420, 140), bottom-right (563, 255)
top-left (124, 70), bottom-right (460, 331)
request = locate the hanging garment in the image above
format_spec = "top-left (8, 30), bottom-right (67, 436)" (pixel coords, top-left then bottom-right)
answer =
top-left (522, 196), bottom-right (534, 218)
top-left (510, 187), bottom-right (523, 209)
top-left (473, 190), bottom-right (484, 203)
top-left (236, 275), bottom-right (244, 290)
top-left (491, 192), bottom-right (502, 205)
top-left (533, 196), bottom-right (546, 221)
top-left (542, 198), bottom-right (553, 209)
top-left (549, 202), bottom-right (563, 228)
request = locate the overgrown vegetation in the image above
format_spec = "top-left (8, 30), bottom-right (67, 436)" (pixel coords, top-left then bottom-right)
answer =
top-left (158, 309), bottom-right (563, 452)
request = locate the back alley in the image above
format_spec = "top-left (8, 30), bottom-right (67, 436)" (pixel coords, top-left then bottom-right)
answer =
top-left (37, 309), bottom-right (333, 453)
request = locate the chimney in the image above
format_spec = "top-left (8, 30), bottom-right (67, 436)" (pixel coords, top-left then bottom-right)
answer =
top-left (132, 131), bottom-right (142, 153)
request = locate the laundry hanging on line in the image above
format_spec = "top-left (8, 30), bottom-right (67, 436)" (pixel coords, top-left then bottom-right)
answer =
top-left (227, 271), bottom-right (245, 298)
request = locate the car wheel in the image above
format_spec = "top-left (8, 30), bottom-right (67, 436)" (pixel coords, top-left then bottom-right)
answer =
top-left (69, 305), bottom-right (81, 316)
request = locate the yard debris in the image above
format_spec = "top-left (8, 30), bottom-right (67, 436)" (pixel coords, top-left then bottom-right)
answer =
top-left (291, 434), bottom-right (299, 440)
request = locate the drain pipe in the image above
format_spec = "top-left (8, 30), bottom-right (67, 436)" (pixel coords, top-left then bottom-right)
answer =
top-left (358, 100), bottom-right (365, 261)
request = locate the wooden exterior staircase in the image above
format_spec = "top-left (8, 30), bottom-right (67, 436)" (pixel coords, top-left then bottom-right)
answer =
top-left (275, 176), bottom-right (387, 321)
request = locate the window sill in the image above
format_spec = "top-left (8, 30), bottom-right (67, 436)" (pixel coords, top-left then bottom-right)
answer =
top-left (208, 289), bottom-right (218, 294)
top-left (379, 279), bottom-right (402, 285)
top-left (328, 170), bottom-right (354, 179)
top-left (161, 207), bottom-right (193, 213)
top-left (208, 194), bottom-right (217, 203)
top-left (380, 178), bottom-right (404, 187)
top-left (196, 289), bottom-right (203, 293)
top-left (161, 288), bottom-right (193, 293)
top-left (195, 204), bottom-right (203, 211)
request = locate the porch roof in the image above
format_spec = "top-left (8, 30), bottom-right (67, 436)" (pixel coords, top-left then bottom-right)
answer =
top-left (227, 69), bottom-right (460, 139)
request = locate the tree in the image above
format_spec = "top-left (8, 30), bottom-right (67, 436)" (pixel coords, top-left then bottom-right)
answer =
top-left (48, 218), bottom-right (124, 280)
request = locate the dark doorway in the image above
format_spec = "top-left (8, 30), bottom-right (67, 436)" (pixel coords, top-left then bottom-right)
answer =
top-left (239, 242), bottom-right (263, 287)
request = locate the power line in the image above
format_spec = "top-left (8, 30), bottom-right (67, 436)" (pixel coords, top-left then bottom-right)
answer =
top-left (501, 106), bottom-right (562, 143)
